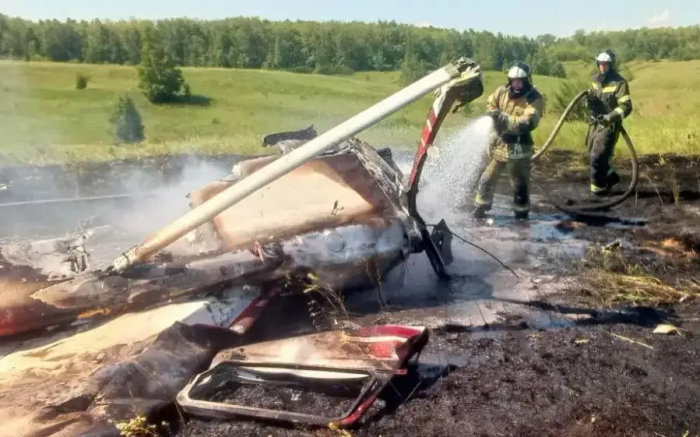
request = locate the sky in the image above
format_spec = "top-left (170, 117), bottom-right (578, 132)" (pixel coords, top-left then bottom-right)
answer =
top-left (0, 0), bottom-right (697, 37)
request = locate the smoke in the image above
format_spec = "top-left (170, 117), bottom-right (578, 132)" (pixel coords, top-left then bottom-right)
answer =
top-left (113, 156), bottom-right (232, 237)
top-left (0, 155), bottom-right (237, 267)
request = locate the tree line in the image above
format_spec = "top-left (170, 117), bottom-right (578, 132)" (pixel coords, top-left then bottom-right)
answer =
top-left (1, 15), bottom-right (698, 78)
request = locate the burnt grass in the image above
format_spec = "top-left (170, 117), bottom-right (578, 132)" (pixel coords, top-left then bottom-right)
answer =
top-left (169, 151), bottom-right (700, 436)
top-left (3, 151), bottom-right (699, 436)
top-left (199, 378), bottom-right (364, 416)
top-left (175, 313), bottom-right (700, 437)
top-left (531, 151), bottom-right (700, 306)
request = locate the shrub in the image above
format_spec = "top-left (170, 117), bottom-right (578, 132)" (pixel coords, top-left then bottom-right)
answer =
top-left (75, 73), bottom-right (89, 90)
top-left (313, 65), bottom-right (355, 75)
top-left (550, 79), bottom-right (590, 121)
top-left (137, 27), bottom-right (190, 104)
top-left (110, 95), bottom-right (145, 145)
top-left (290, 66), bottom-right (313, 74)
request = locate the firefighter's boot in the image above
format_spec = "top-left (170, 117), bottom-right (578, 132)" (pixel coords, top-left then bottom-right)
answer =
top-left (469, 204), bottom-right (489, 220)
top-left (606, 171), bottom-right (621, 191)
top-left (514, 209), bottom-right (529, 221)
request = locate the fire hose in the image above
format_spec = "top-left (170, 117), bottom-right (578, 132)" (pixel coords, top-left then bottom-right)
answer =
top-left (530, 90), bottom-right (639, 214)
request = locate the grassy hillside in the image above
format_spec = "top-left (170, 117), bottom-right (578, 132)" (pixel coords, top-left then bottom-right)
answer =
top-left (0, 59), bottom-right (698, 164)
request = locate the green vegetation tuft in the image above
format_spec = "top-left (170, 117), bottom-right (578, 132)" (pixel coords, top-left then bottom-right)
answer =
top-left (548, 78), bottom-right (591, 122)
top-left (75, 72), bottom-right (89, 90)
top-left (110, 95), bottom-right (145, 145)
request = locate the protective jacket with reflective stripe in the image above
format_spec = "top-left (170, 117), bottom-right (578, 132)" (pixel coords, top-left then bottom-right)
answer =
top-left (486, 85), bottom-right (544, 161)
top-left (589, 71), bottom-right (633, 123)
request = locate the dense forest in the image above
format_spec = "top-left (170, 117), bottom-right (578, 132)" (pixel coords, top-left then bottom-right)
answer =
top-left (1, 14), bottom-right (699, 78)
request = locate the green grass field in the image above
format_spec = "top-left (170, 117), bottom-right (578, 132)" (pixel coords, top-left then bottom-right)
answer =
top-left (0, 59), bottom-right (698, 165)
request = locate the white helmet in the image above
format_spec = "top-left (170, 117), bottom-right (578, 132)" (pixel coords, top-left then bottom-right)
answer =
top-left (506, 61), bottom-right (532, 97)
top-left (595, 49), bottom-right (617, 69)
top-left (507, 61), bottom-right (531, 81)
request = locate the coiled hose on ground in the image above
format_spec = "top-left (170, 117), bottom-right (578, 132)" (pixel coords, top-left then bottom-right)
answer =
top-left (530, 90), bottom-right (639, 214)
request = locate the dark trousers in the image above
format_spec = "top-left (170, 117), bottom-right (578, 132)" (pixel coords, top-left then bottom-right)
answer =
top-left (474, 158), bottom-right (531, 214)
top-left (588, 124), bottom-right (620, 192)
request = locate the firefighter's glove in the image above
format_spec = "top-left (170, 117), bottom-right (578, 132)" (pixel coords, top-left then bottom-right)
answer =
top-left (487, 109), bottom-right (508, 132)
top-left (600, 112), bottom-right (616, 126)
top-left (586, 92), bottom-right (603, 108)
top-left (486, 108), bottom-right (501, 126)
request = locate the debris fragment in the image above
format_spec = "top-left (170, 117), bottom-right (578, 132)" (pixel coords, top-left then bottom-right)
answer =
top-left (607, 332), bottom-right (654, 350)
top-left (603, 239), bottom-right (622, 252)
top-left (177, 325), bottom-right (430, 427)
top-left (329, 423), bottom-right (355, 436)
top-left (653, 323), bottom-right (681, 335)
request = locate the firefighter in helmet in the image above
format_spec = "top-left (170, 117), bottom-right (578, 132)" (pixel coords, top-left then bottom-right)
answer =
top-left (586, 49), bottom-right (633, 195)
top-left (472, 61), bottom-right (544, 220)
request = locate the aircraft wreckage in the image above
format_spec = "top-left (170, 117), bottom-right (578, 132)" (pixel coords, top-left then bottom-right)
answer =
top-left (0, 57), bottom-right (484, 436)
